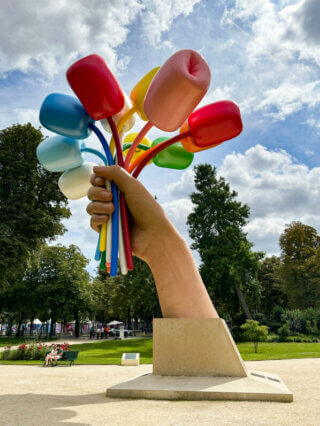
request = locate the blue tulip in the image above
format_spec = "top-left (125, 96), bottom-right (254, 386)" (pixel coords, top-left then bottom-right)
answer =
top-left (39, 93), bottom-right (94, 139)
top-left (36, 135), bottom-right (83, 172)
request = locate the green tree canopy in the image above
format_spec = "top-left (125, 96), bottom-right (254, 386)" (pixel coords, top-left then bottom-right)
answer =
top-left (258, 256), bottom-right (287, 315)
top-left (187, 164), bottom-right (263, 319)
top-left (0, 123), bottom-right (70, 287)
top-left (95, 257), bottom-right (161, 328)
top-left (279, 221), bottom-right (320, 309)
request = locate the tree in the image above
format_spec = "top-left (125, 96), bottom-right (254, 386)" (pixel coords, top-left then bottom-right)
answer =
top-left (95, 257), bottom-right (161, 328)
top-left (0, 123), bottom-right (70, 288)
top-left (240, 320), bottom-right (269, 353)
top-left (258, 256), bottom-right (287, 315)
top-left (187, 164), bottom-right (263, 319)
top-left (33, 244), bottom-right (92, 337)
top-left (279, 222), bottom-right (320, 309)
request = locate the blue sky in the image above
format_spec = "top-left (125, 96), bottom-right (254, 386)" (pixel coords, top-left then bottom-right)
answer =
top-left (1, 0), bottom-right (320, 273)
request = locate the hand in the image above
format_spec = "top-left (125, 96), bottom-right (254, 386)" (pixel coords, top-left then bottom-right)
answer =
top-left (87, 165), bottom-right (177, 264)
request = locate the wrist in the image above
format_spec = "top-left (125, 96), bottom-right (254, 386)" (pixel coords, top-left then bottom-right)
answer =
top-left (144, 225), bottom-right (186, 270)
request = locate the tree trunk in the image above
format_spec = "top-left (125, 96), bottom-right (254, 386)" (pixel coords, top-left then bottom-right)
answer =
top-left (74, 312), bottom-right (80, 338)
top-left (29, 317), bottom-right (34, 336)
top-left (7, 318), bottom-right (13, 336)
top-left (49, 317), bottom-right (56, 338)
top-left (235, 283), bottom-right (253, 320)
top-left (254, 341), bottom-right (258, 353)
top-left (15, 312), bottom-right (24, 337)
top-left (127, 307), bottom-right (132, 330)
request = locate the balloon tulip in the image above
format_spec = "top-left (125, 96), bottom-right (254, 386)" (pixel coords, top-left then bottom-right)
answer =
top-left (130, 67), bottom-right (160, 121)
top-left (66, 54), bottom-right (125, 120)
top-left (179, 121), bottom-right (215, 153)
top-left (152, 137), bottom-right (194, 169)
top-left (144, 50), bottom-right (211, 131)
top-left (188, 101), bottom-right (243, 148)
top-left (39, 93), bottom-right (94, 139)
top-left (122, 132), bottom-right (152, 163)
top-left (36, 136), bottom-right (83, 172)
top-left (58, 162), bottom-right (95, 199)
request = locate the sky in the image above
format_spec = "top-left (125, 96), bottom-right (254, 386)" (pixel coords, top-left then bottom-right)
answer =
top-left (1, 0), bottom-right (320, 274)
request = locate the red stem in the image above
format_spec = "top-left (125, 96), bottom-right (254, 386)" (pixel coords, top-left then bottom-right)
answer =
top-left (124, 121), bottom-right (153, 169)
top-left (132, 131), bottom-right (191, 178)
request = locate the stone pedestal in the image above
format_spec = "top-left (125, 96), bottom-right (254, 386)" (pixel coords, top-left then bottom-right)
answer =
top-left (107, 318), bottom-right (293, 402)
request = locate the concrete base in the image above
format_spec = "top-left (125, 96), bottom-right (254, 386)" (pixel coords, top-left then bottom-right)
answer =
top-left (106, 318), bottom-right (293, 402)
top-left (107, 370), bottom-right (293, 402)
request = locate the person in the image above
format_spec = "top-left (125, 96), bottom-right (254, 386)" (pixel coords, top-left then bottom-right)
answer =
top-left (106, 326), bottom-right (110, 338)
top-left (44, 344), bottom-right (64, 367)
top-left (101, 325), bottom-right (105, 339)
top-left (96, 326), bottom-right (101, 339)
top-left (87, 165), bottom-right (218, 319)
top-left (89, 326), bottom-right (95, 339)
top-left (21, 325), bottom-right (26, 337)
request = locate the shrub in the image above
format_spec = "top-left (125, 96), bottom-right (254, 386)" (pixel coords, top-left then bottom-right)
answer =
top-left (278, 322), bottom-right (290, 342)
top-left (240, 320), bottom-right (269, 353)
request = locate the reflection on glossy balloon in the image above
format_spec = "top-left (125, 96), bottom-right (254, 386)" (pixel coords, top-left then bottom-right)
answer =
top-left (58, 162), bottom-right (95, 200)
top-left (152, 137), bottom-right (194, 170)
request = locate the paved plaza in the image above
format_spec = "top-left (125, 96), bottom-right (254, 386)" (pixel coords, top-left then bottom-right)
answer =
top-left (0, 359), bottom-right (319, 425)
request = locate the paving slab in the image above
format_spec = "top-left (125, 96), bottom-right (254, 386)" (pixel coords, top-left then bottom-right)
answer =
top-left (0, 359), bottom-right (319, 425)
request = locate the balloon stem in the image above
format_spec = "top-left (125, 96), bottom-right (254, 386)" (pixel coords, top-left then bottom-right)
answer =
top-left (110, 106), bottom-right (137, 156)
top-left (124, 121), bottom-right (153, 169)
top-left (131, 131), bottom-right (191, 178)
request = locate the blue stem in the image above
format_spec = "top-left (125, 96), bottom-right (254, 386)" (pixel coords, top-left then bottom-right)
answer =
top-left (89, 122), bottom-right (119, 277)
top-left (81, 147), bottom-right (107, 165)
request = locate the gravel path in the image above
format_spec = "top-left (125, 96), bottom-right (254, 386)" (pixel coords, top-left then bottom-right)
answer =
top-left (0, 359), bottom-right (319, 425)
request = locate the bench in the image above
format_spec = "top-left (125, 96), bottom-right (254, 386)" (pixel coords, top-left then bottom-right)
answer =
top-left (44, 350), bottom-right (79, 366)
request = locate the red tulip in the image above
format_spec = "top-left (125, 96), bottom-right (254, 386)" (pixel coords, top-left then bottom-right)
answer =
top-left (188, 100), bottom-right (243, 148)
top-left (66, 54), bottom-right (124, 120)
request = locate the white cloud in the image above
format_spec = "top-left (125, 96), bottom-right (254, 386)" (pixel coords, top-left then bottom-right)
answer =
top-left (165, 168), bottom-right (194, 198)
top-left (0, 0), bottom-right (144, 78)
top-left (161, 198), bottom-right (193, 237)
top-left (219, 144), bottom-right (320, 254)
top-left (218, 0), bottom-right (320, 121)
top-left (0, 0), bottom-right (202, 80)
top-left (142, 0), bottom-right (201, 45)
top-left (162, 144), bottom-right (320, 256)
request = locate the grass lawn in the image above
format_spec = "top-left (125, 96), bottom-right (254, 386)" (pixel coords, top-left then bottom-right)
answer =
top-left (0, 338), bottom-right (320, 365)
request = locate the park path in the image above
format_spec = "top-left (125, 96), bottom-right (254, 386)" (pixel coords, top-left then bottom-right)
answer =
top-left (0, 358), bottom-right (319, 425)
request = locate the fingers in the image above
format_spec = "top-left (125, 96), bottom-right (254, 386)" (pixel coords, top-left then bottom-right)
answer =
top-left (87, 186), bottom-right (112, 202)
top-left (90, 174), bottom-right (105, 187)
top-left (90, 215), bottom-right (109, 232)
top-left (86, 201), bottom-right (114, 216)
top-left (93, 165), bottom-right (138, 193)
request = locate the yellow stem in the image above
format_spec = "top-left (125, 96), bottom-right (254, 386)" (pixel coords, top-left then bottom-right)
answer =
top-left (110, 106), bottom-right (137, 156)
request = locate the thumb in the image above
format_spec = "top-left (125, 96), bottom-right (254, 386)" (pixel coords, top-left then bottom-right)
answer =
top-left (93, 165), bottom-right (137, 193)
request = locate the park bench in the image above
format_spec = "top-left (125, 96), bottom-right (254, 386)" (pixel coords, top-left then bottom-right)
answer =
top-left (43, 350), bottom-right (79, 366)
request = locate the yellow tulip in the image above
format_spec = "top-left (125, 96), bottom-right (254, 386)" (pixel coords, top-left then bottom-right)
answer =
top-left (130, 67), bottom-right (160, 121)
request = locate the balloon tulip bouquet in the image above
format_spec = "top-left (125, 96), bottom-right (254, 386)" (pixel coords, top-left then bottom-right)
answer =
top-left (37, 50), bottom-right (243, 277)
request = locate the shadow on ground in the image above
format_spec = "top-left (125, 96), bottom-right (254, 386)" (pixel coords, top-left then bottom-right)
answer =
top-left (0, 392), bottom-right (122, 425)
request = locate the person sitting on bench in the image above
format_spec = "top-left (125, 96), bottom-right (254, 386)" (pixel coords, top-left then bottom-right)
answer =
top-left (44, 344), bottom-right (64, 367)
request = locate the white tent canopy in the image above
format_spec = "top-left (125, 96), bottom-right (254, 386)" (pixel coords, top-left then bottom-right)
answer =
top-left (107, 320), bottom-right (123, 326)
